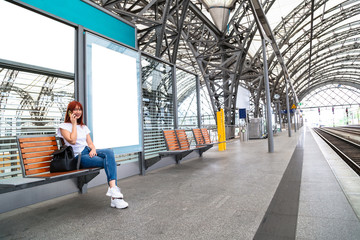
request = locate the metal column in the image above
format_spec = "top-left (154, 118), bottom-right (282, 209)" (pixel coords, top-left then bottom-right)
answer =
top-left (294, 108), bottom-right (297, 132)
top-left (196, 75), bottom-right (202, 128)
top-left (76, 26), bottom-right (85, 113)
top-left (172, 65), bottom-right (178, 129)
top-left (278, 101), bottom-right (282, 131)
top-left (262, 39), bottom-right (274, 153)
top-left (285, 80), bottom-right (292, 137)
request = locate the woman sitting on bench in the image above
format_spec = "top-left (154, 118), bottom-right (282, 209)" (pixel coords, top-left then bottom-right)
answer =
top-left (57, 100), bottom-right (128, 209)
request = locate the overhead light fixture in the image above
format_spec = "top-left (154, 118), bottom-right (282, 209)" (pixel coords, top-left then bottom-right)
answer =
top-left (200, 0), bottom-right (237, 32)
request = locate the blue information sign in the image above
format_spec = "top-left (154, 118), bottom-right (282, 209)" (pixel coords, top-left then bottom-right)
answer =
top-left (239, 108), bottom-right (247, 119)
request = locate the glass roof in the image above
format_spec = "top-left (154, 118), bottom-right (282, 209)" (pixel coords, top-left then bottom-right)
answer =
top-left (248, 0), bottom-right (301, 55)
top-left (252, 0), bottom-right (360, 109)
top-left (301, 84), bottom-right (360, 108)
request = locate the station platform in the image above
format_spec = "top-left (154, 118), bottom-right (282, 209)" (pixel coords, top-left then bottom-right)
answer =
top-left (0, 127), bottom-right (360, 239)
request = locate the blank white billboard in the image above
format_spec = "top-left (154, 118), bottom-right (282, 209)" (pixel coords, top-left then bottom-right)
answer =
top-left (86, 33), bottom-right (141, 153)
top-left (0, 0), bottom-right (74, 73)
top-left (236, 86), bottom-right (251, 110)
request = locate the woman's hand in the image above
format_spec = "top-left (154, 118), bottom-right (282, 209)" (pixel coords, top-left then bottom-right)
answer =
top-left (70, 113), bottom-right (79, 125)
top-left (89, 148), bottom-right (97, 158)
top-left (86, 134), bottom-right (97, 158)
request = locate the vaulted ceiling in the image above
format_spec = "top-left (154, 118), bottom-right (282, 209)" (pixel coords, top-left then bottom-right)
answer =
top-left (91, 0), bottom-right (360, 123)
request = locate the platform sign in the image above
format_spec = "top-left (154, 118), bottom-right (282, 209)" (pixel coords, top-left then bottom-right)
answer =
top-left (282, 109), bottom-right (295, 114)
top-left (239, 108), bottom-right (247, 119)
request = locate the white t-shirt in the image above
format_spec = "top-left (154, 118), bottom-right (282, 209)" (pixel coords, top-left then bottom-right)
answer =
top-left (57, 123), bottom-right (91, 156)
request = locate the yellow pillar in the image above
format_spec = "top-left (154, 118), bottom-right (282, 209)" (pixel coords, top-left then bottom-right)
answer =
top-left (216, 108), bottom-right (226, 151)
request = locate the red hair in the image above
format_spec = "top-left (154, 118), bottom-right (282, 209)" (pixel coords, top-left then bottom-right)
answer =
top-left (64, 101), bottom-right (85, 126)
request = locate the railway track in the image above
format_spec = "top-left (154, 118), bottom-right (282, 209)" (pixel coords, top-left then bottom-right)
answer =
top-left (313, 127), bottom-right (360, 175)
top-left (329, 126), bottom-right (360, 135)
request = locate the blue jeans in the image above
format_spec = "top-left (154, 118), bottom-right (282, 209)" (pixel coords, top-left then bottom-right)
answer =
top-left (78, 146), bottom-right (117, 185)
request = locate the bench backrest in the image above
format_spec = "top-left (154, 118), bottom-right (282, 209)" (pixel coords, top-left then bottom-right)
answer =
top-left (192, 128), bottom-right (205, 145)
top-left (162, 130), bottom-right (181, 151)
top-left (175, 129), bottom-right (190, 150)
top-left (17, 135), bottom-right (60, 177)
top-left (162, 129), bottom-right (192, 151)
top-left (201, 128), bottom-right (212, 144)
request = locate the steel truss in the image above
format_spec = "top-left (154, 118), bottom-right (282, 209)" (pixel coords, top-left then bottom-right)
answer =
top-left (91, 0), bottom-right (277, 126)
top-left (91, 0), bottom-right (359, 125)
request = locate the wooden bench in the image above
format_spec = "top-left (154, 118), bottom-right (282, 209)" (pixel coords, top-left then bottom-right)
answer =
top-left (176, 129), bottom-right (213, 155)
top-left (192, 128), bottom-right (214, 152)
top-left (193, 128), bottom-right (226, 146)
top-left (158, 130), bottom-right (193, 164)
top-left (200, 128), bottom-right (213, 144)
top-left (159, 129), bottom-right (209, 164)
top-left (0, 135), bottom-right (101, 194)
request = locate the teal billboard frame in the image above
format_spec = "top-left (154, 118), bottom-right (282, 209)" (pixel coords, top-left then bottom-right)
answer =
top-left (11, 0), bottom-right (136, 48)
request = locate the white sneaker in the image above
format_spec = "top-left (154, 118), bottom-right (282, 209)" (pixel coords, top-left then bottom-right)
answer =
top-left (106, 186), bottom-right (123, 199)
top-left (111, 198), bottom-right (128, 209)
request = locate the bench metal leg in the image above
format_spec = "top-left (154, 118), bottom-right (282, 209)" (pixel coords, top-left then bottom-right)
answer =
top-left (77, 172), bottom-right (99, 194)
top-left (175, 150), bottom-right (193, 164)
top-left (144, 156), bottom-right (161, 170)
top-left (199, 145), bottom-right (213, 156)
top-left (199, 149), bottom-right (204, 157)
top-left (175, 155), bottom-right (182, 164)
top-left (79, 183), bottom-right (88, 194)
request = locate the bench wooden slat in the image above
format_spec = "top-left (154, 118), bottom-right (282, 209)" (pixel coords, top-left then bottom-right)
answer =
top-left (163, 133), bottom-right (175, 136)
top-left (20, 145), bottom-right (58, 154)
top-left (19, 136), bottom-right (56, 142)
top-left (23, 156), bottom-right (53, 164)
top-left (164, 137), bottom-right (177, 141)
top-left (167, 143), bottom-right (178, 146)
top-left (163, 130), bottom-right (175, 135)
top-left (20, 141), bottom-right (57, 148)
top-left (168, 146), bottom-right (180, 151)
top-left (167, 146), bottom-right (178, 149)
top-left (164, 137), bottom-right (178, 142)
top-left (166, 138), bottom-right (177, 141)
top-left (24, 162), bottom-right (50, 170)
top-left (34, 169), bottom-right (90, 178)
top-left (26, 167), bottom-right (50, 175)
top-left (22, 150), bottom-right (55, 159)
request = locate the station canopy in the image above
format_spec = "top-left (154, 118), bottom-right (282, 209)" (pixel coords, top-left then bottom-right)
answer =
top-left (91, 0), bottom-right (360, 115)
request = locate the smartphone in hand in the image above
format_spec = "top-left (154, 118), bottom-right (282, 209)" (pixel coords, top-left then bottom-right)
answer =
top-left (68, 110), bottom-right (72, 116)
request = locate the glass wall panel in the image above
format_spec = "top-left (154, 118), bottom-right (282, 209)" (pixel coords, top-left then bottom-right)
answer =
top-left (200, 86), bottom-right (216, 126)
top-left (199, 85), bottom-right (218, 142)
top-left (0, 1), bottom-right (75, 73)
top-left (0, 68), bottom-right (74, 179)
top-left (142, 56), bottom-right (173, 160)
top-left (176, 69), bottom-right (198, 129)
top-left (176, 69), bottom-right (198, 146)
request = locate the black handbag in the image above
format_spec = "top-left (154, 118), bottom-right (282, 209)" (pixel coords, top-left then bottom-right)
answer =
top-left (50, 146), bottom-right (81, 172)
